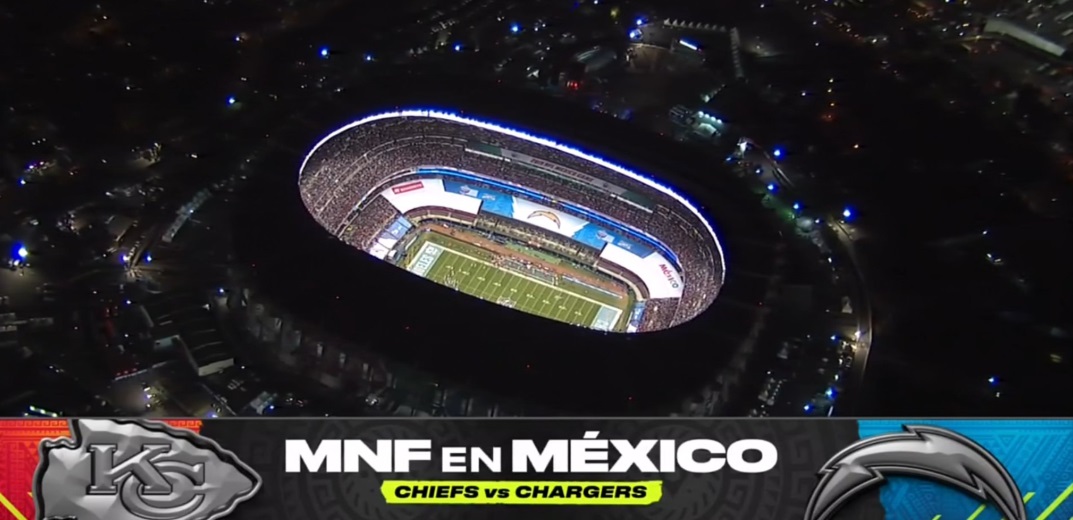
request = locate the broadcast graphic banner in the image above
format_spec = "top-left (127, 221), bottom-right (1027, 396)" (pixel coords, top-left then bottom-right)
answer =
top-left (444, 179), bottom-right (655, 257)
top-left (573, 222), bottom-right (655, 257)
top-left (1, 419), bottom-right (1070, 520)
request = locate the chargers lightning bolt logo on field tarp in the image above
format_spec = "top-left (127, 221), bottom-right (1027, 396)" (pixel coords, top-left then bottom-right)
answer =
top-left (803, 425), bottom-right (1027, 520)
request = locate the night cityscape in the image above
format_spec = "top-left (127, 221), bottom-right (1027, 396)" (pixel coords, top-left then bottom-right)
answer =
top-left (1, 0), bottom-right (1070, 420)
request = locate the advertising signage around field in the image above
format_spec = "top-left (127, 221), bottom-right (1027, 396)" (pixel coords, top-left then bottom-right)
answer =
top-left (498, 148), bottom-right (653, 208)
top-left (391, 180), bottom-right (425, 195)
top-left (444, 178), bottom-right (656, 258)
top-left (4, 418), bottom-right (1070, 520)
top-left (441, 177), bottom-right (681, 296)
top-left (510, 197), bottom-right (589, 236)
top-left (381, 178), bottom-right (482, 215)
top-left (600, 243), bottom-right (684, 299)
top-left (572, 222), bottom-right (655, 257)
top-left (442, 180), bottom-right (516, 217)
top-left (385, 217), bottom-right (413, 239)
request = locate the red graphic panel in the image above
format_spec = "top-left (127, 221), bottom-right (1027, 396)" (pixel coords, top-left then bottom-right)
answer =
top-left (0, 419), bottom-right (202, 520)
top-left (391, 180), bottom-right (424, 194)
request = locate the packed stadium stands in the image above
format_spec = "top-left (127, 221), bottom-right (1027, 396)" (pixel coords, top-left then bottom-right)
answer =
top-left (298, 111), bottom-right (725, 331)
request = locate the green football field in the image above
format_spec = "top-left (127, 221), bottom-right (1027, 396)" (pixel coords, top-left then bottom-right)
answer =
top-left (405, 235), bottom-right (624, 331)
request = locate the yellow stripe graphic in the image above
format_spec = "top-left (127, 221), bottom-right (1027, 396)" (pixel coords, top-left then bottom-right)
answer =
top-left (957, 487), bottom-right (1070, 520)
top-left (998, 492), bottom-right (1037, 520)
top-left (963, 491), bottom-right (1037, 520)
top-left (0, 491), bottom-right (28, 520)
top-left (1036, 482), bottom-right (1073, 520)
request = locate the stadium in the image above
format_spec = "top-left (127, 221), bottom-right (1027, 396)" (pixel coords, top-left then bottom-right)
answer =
top-left (229, 77), bottom-right (779, 415)
top-left (298, 110), bottom-right (724, 334)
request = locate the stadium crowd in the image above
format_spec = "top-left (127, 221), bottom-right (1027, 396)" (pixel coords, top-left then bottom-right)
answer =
top-left (298, 116), bottom-right (724, 330)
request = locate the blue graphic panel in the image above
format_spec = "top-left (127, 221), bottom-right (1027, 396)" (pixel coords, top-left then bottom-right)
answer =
top-left (385, 217), bottom-right (412, 239)
top-left (572, 223), bottom-right (655, 257)
top-left (431, 167), bottom-right (676, 265)
top-left (443, 180), bottom-right (515, 218)
top-left (626, 303), bottom-right (647, 333)
top-left (859, 420), bottom-right (1073, 520)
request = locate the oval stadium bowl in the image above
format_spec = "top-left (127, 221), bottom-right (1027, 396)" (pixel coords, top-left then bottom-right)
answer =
top-left (298, 109), bottom-right (725, 334)
top-left (233, 76), bottom-right (776, 414)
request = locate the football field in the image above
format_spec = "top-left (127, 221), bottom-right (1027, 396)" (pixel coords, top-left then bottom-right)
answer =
top-left (406, 240), bottom-right (623, 331)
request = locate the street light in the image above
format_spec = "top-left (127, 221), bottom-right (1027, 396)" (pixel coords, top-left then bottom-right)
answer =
top-left (842, 207), bottom-right (853, 220)
top-left (15, 245), bottom-right (28, 260)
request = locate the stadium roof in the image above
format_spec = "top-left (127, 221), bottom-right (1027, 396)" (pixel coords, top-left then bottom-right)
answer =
top-left (990, 1), bottom-right (1073, 56)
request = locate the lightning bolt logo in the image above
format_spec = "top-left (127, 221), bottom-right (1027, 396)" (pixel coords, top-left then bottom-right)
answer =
top-left (804, 425), bottom-right (1027, 520)
top-left (527, 210), bottom-right (562, 229)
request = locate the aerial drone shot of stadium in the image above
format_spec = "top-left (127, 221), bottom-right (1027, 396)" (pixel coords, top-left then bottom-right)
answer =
top-left (297, 110), bottom-right (722, 334)
top-left (225, 78), bottom-right (841, 416)
top-left (6, 0), bottom-right (1073, 422)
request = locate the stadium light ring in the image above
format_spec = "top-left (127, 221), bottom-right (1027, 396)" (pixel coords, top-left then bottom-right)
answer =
top-left (298, 109), bottom-right (727, 285)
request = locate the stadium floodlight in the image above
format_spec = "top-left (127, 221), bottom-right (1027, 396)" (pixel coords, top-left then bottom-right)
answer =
top-left (298, 109), bottom-right (728, 286)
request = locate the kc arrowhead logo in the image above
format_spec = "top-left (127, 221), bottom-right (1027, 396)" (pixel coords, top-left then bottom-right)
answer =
top-left (33, 419), bottom-right (261, 520)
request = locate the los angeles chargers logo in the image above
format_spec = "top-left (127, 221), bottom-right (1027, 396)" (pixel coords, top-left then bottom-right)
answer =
top-left (527, 210), bottom-right (562, 229)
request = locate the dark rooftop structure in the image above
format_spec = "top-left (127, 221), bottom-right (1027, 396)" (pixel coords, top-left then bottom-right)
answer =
top-left (142, 292), bottom-right (234, 377)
